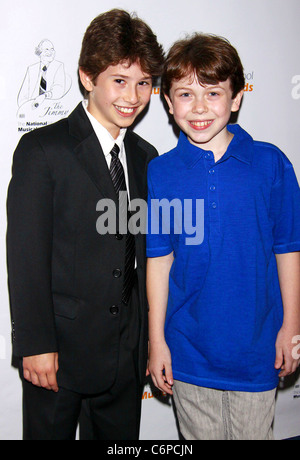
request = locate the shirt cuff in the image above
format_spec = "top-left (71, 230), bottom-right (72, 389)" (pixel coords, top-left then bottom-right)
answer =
top-left (146, 246), bottom-right (173, 258)
top-left (273, 241), bottom-right (300, 254)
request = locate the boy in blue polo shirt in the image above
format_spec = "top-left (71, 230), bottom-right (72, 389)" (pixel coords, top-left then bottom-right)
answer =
top-left (146, 34), bottom-right (300, 440)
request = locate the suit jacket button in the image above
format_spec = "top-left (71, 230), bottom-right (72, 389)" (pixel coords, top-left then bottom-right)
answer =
top-left (113, 268), bottom-right (122, 278)
top-left (115, 232), bottom-right (123, 240)
top-left (110, 305), bottom-right (119, 315)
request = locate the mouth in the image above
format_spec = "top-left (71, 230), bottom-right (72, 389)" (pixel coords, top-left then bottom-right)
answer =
top-left (114, 105), bottom-right (139, 117)
top-left (189, 120), bottom-right (214, 130)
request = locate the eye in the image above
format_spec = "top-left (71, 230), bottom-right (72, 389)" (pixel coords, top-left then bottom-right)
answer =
top-left (115, 79), bottom-right (125, 84)
top-left (180, 92), bottom-right (191, 98)
top-left (209, 91), bottom-right (219, 97)
top-left (138, 80), bottom-right (151, 86)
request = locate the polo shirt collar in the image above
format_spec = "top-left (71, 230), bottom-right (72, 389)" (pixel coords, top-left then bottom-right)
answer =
top-left (226, 124), bottom-right (253, 165)
top-left (177, 124), bottom-right (253, 168)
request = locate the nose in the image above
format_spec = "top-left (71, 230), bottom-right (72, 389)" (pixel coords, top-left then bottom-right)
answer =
top-left (193, 96), bottom-right (208, 114)
top-left (124, 84), bottom-right (139, 105)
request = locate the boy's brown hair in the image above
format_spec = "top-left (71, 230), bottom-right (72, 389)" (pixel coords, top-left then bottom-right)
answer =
top-left (162, 33), bottom-right (245, 98)
top-left (79, 9), bottom-right (164, 83)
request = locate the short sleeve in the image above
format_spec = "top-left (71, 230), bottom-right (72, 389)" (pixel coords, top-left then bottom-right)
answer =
top-left (146, 166), bottom-right (173, 258)
top-left (271, 165), bottom-right (300, 254)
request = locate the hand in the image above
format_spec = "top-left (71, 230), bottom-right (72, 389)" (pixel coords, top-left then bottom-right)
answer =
top-left (23, 352), bottom-right (59, 392)
top-left (148, 341), bottom-right (173, 395)
top-left (31, 94), bottom-right (46, 109)
top-left (275, 326), bottom-right (300, 377)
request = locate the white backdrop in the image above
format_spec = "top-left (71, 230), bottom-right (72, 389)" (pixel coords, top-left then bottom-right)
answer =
top-left (0, 0), bottom-right (299, 440)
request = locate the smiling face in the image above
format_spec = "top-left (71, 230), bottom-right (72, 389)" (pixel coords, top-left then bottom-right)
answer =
top-left (79, 61), bottom-right (153, 139)
top-left (165, 74), bottom-right (243, 157)
top-left (40, 40), bottom-right (55, 65)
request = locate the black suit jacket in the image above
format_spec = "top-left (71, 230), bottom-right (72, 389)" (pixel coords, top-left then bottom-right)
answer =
top-left (7, 103), bottom-right (157, 394)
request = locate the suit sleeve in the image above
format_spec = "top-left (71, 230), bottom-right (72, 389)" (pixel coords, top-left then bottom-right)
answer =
top-left (6, 133), bottom-right (58, 357)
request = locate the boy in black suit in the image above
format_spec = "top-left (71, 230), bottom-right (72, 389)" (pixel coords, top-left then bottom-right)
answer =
top-left (7, 9), bottom-right (164, 440)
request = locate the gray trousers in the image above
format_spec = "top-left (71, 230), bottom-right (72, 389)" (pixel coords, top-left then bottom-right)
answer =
top-left (173, 380), bottom-right (277, 440)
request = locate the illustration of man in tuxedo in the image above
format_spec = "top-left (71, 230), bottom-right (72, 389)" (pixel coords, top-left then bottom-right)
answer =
top-left (17, 39), bottom-right (70, 114)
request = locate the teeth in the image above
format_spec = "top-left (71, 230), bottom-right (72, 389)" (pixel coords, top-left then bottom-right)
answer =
top-left (191, 120), bottom-right (212, 127)
top-left (115, 106), bottom-right (135, 114)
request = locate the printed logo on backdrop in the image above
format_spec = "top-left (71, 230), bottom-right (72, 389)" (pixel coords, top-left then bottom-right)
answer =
top-left (244, 71), bottom-right (254, 92)
top-left (152, 85), bottom-right (161, 95)
top-left (17, 39), bottom-right (72, 132)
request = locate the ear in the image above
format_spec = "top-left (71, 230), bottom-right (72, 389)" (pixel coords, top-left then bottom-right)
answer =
top-left (79, 68), bottom-right (94, 93)
top-left (231, 89), bottom-right (244, 112)
top-left (164, 93), bottom-right (174, 115)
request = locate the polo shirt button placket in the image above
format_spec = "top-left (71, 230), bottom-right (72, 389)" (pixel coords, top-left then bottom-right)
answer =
top-left (210, 181), bottom-right (217, 210)
top-left (206, 155), bottom-right (220, 230)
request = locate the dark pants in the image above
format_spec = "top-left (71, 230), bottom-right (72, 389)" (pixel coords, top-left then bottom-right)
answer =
top-left (22, 282), bottom-right (143, 440)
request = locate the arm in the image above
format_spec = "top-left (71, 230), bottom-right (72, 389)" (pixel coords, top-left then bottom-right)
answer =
top-left (147, 252), bottom-right (174, 394)
top-left (7, 134), bottom-right (59, 390)
top-left (275, 252), bottom-right (300, 376)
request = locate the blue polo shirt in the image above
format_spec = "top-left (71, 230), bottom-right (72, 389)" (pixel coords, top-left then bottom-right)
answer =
top-left (146, 124), bottom-right (300, 392)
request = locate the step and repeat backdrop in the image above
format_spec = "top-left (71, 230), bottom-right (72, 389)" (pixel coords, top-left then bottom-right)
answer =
top-left (0, 0), bottom-right (299, 440)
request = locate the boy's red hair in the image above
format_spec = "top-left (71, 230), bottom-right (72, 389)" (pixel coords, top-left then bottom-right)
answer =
top-left (162, 33), bottom-right (245, 98)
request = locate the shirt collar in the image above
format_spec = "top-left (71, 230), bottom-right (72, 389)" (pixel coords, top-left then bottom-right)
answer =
top-left (225, 124), bottom-right (253, 165)
top-left (82, 100), bottom-right (127, 158)
top-left (177, 124), bottom-right (253, 168)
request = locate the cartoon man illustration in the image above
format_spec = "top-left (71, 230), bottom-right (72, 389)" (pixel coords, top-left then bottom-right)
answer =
top-left (17, 39), bottom-right (70, 113)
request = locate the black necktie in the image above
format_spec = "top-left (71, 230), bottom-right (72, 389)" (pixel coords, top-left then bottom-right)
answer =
top-left (109, 144), bottom-right (135, 305)
top-left (39, 66), bottom-right (47, 95)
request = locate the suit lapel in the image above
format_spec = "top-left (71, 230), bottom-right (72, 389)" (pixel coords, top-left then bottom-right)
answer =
top-left (124, 132), bottom-right (147, 203)
top-left (68, 103), bottom-right (117, 201)
top-left (74, 135), bottom-right (117, 201)
top-left (124, 131), bottom-right (149, 265)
